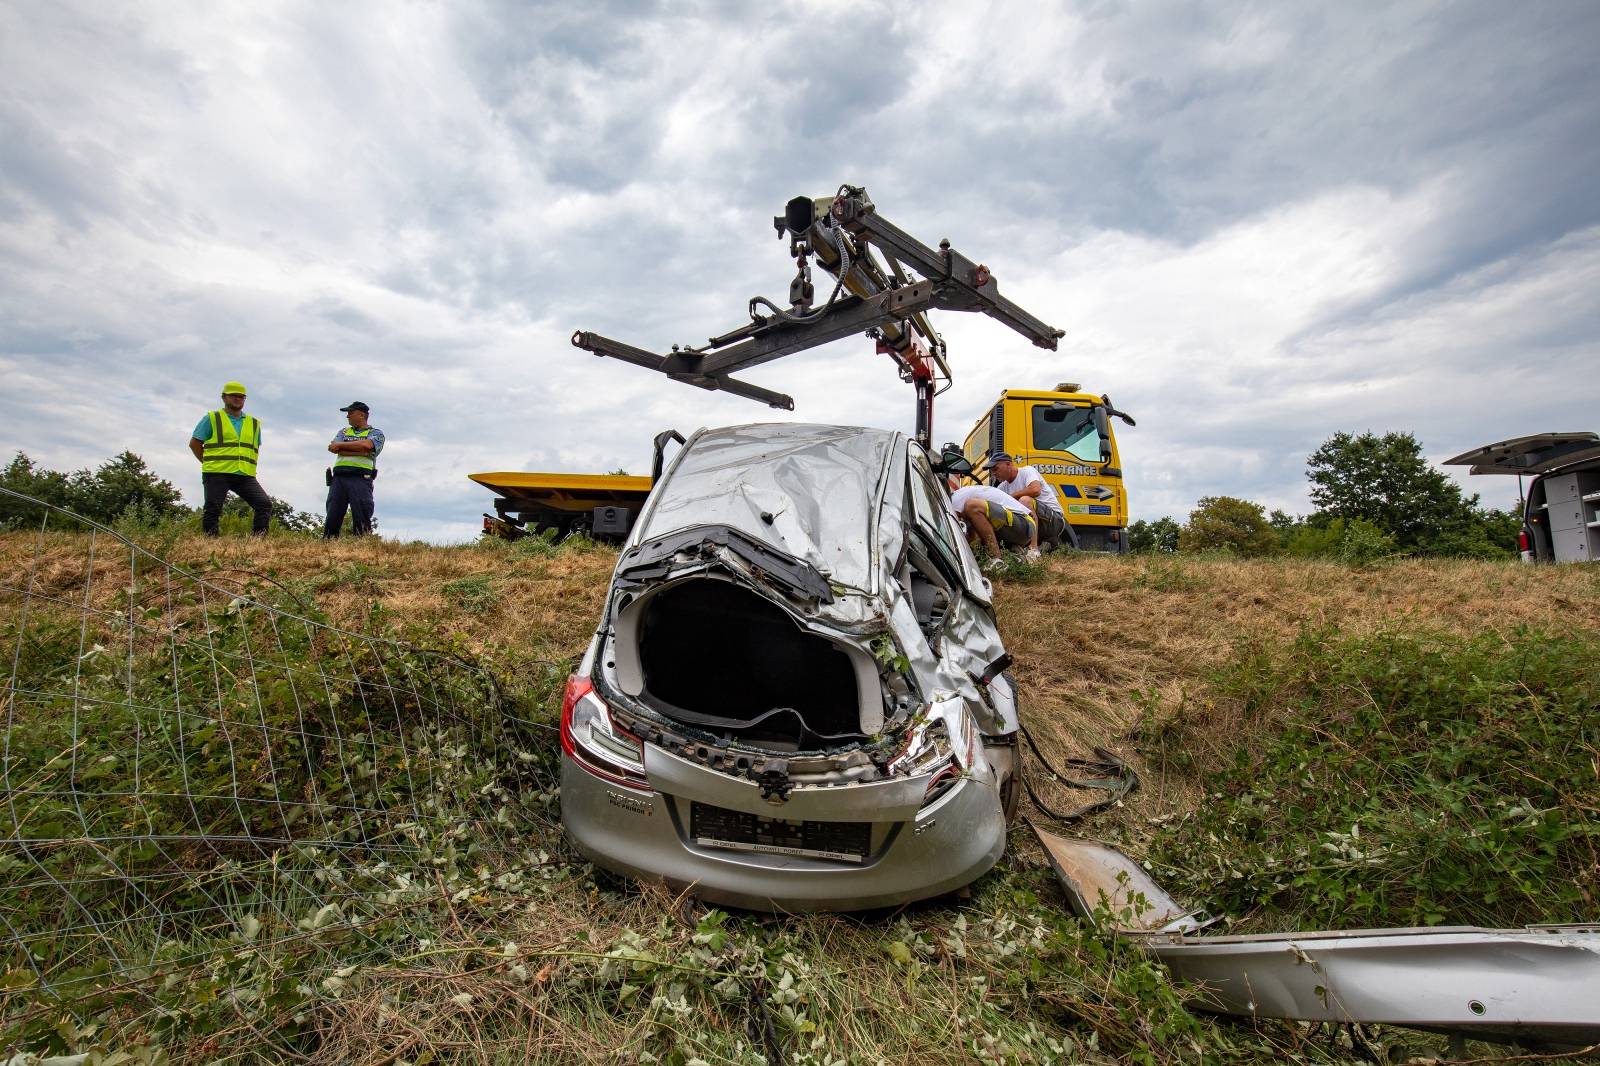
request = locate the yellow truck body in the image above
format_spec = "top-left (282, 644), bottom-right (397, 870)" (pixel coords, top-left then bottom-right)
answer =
top-left (469, 471), bottom-right (652, 540)
top-left (960, 385), bottom-right (1131, 553)
top-left (473, 386), bottom-right (1132, 548)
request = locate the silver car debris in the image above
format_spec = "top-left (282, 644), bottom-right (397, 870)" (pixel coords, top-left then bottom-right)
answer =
top-left (560, 423), bottom-right (1023, 911)
top-left (1034, 828), bottom-right (1600, 1049)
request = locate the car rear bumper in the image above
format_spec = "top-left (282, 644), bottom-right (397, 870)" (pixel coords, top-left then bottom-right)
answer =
top-left (559, 753), bottom-right (1007, 912)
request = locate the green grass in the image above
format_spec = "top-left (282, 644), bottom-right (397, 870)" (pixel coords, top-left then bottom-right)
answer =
top-left (442, 573), bottom-right (498, 613)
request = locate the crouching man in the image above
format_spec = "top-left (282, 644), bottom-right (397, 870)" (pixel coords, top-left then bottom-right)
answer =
top-left (948, 476), bottom-right (1036, 571)
top-left (989, 452), bottom-right (1066, 559)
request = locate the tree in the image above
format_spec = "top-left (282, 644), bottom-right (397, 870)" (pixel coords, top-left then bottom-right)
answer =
top-left (0, 450), bottom-right (185, 528)
top-left (1127, 516), bottom-right (1180, 553)
top-left (1, 453), bottom-right (73, 528)
top-left (1477, 508), bottom-right (1523, 553)
top-left (1306, 431), bottom-right (1517, 556)
top-left (70, 451), bottom-right (186, 525)
top-left (1178, 496), bottom-right (1278, 556)
top-left (0, 450), bottom-right (325, 537)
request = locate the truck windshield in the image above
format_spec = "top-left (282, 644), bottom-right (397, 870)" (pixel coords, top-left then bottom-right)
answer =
top-left (1032, 404), bottom-right (1103, 463)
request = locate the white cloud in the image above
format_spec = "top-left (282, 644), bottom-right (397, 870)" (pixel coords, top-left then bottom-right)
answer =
top-left (2, 0), bottom-right (1597, 542)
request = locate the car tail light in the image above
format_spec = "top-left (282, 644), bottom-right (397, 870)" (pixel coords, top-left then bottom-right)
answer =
top-left (1518, 529), bottom-right (1530, 553)
top-left (560, 675), bottom-right (651, 790)
top-left (921, 757), bottom-right (962, 807)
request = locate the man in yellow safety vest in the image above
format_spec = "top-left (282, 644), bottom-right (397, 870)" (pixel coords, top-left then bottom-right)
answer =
top-left (188, 381), bottom-right (273, 536)
top-left (324, 401), bottom-right (384, 537)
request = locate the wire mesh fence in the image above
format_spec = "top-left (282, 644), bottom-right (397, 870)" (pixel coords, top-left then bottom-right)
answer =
top-left (0, 486), bottom-right (560, 1057)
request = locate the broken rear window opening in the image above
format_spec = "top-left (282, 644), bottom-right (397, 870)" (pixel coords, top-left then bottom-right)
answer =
top-left (635, 578), bottom-right (875, 749)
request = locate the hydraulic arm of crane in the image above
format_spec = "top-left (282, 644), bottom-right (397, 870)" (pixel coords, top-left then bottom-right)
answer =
top-left (572, 185), bottom-right (1065, 448)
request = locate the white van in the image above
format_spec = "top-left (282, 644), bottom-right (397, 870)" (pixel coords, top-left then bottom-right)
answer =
top-left (1445, 433), bottom-right (1600, 563)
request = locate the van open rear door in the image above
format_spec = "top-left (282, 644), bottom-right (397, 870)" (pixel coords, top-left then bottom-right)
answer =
top-left (1444, 433), bottom-right (1600, 475)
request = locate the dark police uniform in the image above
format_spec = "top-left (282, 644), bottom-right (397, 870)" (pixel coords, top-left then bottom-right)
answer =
top-left (324, 416), bottom-right (384, 537)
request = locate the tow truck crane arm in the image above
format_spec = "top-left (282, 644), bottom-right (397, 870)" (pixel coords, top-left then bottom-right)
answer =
top-left (572, 185), bottom-right (1064, 448)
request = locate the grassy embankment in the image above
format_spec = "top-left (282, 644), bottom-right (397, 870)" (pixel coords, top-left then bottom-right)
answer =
top-left (2, 531), bottom-right (1597, 1065)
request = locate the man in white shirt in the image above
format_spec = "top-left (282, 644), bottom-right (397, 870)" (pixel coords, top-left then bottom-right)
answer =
top-left (990, 453), bottom-right (1065, 558)
top-left (948, 479), bottom-right (1037, 567)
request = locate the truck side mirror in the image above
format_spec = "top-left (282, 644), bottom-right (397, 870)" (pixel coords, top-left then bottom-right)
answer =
top-left (1092, 407), bottom-right (1112, 463)
top-left (1102, 393), bottom-right (1137, 427)
top-left (934, 443), bottom-right (973, 476)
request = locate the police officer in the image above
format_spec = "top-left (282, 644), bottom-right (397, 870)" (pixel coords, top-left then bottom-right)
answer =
top-left (188, 381), bottom-right (272, 536)
top-left (324, 401), bottom-right (384, 537)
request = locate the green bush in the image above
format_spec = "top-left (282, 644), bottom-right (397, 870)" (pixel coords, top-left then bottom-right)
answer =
top-left (1145, 627), bottom-right (1600, 931)
top-left (1337, 517), bottom-right (1396, 565)
top-left (1283, 517), bottom-right (1344, 557)
top-left (1177, 496), bottom-right (1277, 557)
top-left (1127, 516), bottom-right (1180, 553)
top-left (0, 582), bottom-right (539, 1055)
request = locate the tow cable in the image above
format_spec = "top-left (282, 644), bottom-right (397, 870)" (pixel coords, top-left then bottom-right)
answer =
top-left (1019, 723), bottom-right (1138, 825)
top-left (970, 653), bottom-right (1139, 825)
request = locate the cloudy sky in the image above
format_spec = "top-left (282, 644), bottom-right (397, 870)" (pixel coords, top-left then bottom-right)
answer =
top-left (3, 1), bottom-right (1597, 541)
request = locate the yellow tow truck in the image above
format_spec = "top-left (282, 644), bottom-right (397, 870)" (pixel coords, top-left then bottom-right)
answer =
top-left (962, 383), bottom-right (1136, 553)
top-left (476, 383), bottom-right (1137, 551)
top-left (475, 187), bottom-right (1135, 548)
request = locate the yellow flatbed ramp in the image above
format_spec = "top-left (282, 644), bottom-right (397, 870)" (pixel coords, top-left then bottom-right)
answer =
top-left (469, 471), bottom-right (653, 540)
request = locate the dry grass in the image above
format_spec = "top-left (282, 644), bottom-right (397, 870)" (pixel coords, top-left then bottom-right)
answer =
top-left (993, 552), bottom-right (1600, 821)
top-left (0, 532), bottom-right (616, 663)
top-left (7, 531), bottom-right (1594, 826)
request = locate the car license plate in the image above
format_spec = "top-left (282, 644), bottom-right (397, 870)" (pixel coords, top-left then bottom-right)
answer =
top-left (690, 803), bottom-right (869, 863)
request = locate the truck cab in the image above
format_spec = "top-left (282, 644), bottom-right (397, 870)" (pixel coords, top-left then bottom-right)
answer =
top-left (962, 384), bottom-right (1134, 553)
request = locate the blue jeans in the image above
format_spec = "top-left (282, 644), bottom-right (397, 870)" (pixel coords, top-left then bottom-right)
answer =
top-left (324, 473), bottom-right (375, 537)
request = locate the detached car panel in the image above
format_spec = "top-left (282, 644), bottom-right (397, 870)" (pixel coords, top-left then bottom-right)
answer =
top-left (560, 423), bottom-right (1022, 911)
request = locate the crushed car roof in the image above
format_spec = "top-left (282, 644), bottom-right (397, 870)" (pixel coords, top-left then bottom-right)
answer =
top-left (634, 423), bottom-right (899, 591)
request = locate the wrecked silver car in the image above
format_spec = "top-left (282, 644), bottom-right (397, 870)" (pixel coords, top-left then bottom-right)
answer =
top-left (560, 423), bottom-right (1023, 911)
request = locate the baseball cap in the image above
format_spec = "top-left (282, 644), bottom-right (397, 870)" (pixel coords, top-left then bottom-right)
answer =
top-left (221, 381), bottom-right (247, 396)
top-left (339, 401), bottom-right (370, 413)
top-left (988, 451), bottom-right (1015, 464)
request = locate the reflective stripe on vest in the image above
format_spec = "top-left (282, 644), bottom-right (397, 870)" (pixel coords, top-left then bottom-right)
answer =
top-left (333, 427), bottom-right (376, 471)
top-left (201, 410), bottom-right (261, 476)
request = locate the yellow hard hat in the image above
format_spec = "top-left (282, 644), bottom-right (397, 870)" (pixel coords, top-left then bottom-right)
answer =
top-left (221, 381), bottom-right (247, 396)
